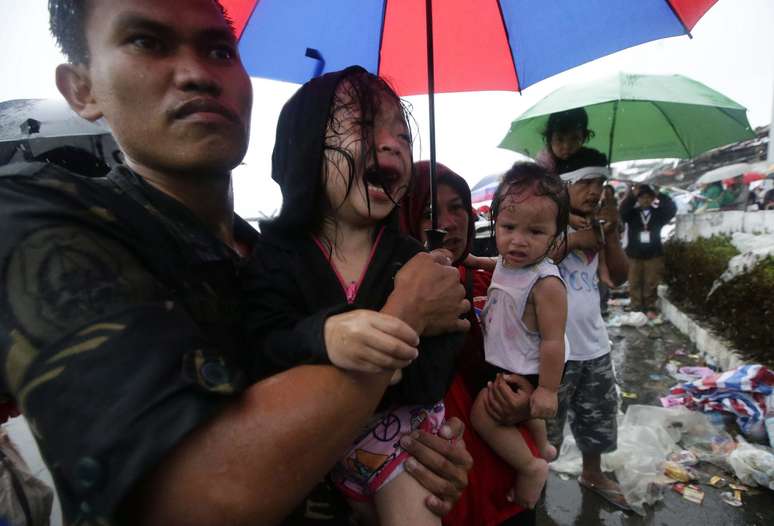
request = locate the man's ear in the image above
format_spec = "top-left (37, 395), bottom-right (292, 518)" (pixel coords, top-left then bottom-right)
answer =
top-left (55, 63), bottom-right (103, 122)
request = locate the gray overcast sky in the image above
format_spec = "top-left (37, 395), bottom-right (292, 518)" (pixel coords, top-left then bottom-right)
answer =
top-left (1, 0), bottom-right (772, 218)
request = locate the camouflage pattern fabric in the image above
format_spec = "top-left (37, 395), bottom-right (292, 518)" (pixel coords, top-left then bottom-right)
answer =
top-left (545, 353), bottom-right (618, 455)
top-left (0, 162), bottom-right (258, 525)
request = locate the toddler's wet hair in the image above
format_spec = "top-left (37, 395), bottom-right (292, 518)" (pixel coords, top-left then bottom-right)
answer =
top-left (490, 162), bottom-right (570, 257)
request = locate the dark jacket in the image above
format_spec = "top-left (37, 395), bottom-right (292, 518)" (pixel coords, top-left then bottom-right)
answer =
top-left (245, 227), bottom-right (460, 408)
top-left (620, 192), bottom-right (677, 259)
top-left (244, 66), bottom-right (460, 408)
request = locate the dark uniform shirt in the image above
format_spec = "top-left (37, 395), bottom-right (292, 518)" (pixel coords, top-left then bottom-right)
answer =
top-left (0, 162), bottom-right (260, 525)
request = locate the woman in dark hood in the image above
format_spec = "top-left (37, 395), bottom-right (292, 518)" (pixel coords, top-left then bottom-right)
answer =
top-left (400, 164), bottom-right (539, 526)
top-left (245, 67), bottom-right (469, 524)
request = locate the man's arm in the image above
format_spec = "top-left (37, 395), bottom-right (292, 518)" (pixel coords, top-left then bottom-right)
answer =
top-left (124, 365), bottom-right (393, 526)
top-left (597, 200), bottom-right (628, 286)
top-left (602, 229), bottom-right (628, 286)
top-left (619, 192), bottom-right (637, 222)
top-left (657, 192), bottom-right (677, 222)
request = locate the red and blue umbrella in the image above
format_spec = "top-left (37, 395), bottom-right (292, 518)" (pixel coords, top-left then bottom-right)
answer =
top-left (223, 0), bottom-right (718, 95)
top-left (221, 0), bottom-right (719, 240)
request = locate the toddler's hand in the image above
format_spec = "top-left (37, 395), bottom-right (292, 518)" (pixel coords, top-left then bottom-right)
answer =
top-left (324, 310), bottom-right (419, 374)
top-left (530, 386), bottom-right (558, 419)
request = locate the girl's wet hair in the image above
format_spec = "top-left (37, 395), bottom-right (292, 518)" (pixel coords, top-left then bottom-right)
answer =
top-left (318, 70), bottom-right (414, 247)
top-left (490, 162), bottom-right (570, 261)
top-left (542, 107), bottom-right (594, 144)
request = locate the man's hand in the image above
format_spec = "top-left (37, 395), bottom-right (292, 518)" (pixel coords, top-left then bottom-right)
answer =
top-left (482, 373), bottom-right (532, 425)
top-left (567, 227), bottom-right (602, 252)
top-left (324, 310), bottom-right (419, 373)
top-left (596, 201), bottom-right (619, 235)
top-left (384, 251), bottom-right (470, 336)
top-left (569, 213), bottom-right (591, 231)
top-left (400, 417), bottom-right (472, 516)
top-left (530, 386), bottom-right (558, 419)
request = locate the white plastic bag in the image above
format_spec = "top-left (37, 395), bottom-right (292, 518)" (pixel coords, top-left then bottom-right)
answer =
top-left (0, 428), bottom-right (53, 526)
top-left (728, 436), bottom-right (774, 490)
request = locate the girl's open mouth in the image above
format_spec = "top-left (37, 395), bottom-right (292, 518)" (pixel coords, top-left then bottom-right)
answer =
top-left (364, 166), bottom-right (404, 201)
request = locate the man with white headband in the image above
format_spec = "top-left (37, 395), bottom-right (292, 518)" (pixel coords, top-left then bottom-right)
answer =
top-left (548, 149), bottom-right (630, 510)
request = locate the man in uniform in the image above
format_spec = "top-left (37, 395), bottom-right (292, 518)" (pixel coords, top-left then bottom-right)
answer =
top-left (0, 1), bottom-right (472, 523)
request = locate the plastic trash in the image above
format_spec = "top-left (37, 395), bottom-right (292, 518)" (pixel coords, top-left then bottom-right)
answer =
top-left (727, 436), bottom-right (774, 490)
top-left (550, 406), bottom-right (743, 515)
top-left (607, 311), bottom-right (649, 327)
top-left (667, 450), bottom-right (698, 466)
top-left (663, 461), bottom-right (696, 482)
top-left (719, 491), bottom-right (743, 507)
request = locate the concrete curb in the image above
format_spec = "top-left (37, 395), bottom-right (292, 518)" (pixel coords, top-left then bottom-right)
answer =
top-left (657, 285), bottom-right (747, 371)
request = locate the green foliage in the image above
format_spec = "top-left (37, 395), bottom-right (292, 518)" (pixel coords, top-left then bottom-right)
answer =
top-left (665, 237), bottom-right (774, 363)
top-left (664, 236), bottom-right (738, 306)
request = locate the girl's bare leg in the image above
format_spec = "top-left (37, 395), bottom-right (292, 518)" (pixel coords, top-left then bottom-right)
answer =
top-left (471, 390), bottom-right (548, 509)
top-left (374, 470), bottom-right (441, 526)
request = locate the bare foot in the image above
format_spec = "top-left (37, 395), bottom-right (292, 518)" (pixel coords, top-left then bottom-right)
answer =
top-left (578, 472), bottom-right (630, 510)
top-left (509, 458), bottom-right (548, 509)
top-left (540, 443), bottom-right (557, 462)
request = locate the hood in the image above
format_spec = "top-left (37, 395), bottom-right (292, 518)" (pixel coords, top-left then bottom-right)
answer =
top-left (400, 161), bottom-right (476, 264)
top-left (260, 65), bottom-right (367, 239)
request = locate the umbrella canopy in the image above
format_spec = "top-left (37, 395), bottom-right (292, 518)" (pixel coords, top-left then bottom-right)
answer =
top-left (695, 163), bottom-right (750, 186)
top-left (499, 72), bottom-right (756, 163)
top-left (222, 0), bottom-right (718, 95)
top-left (0, 99), bottom-right (111, 141)
top-left (219, 0), bottom-right (719, 240)
top-left (0, 98), bottom-right (119, 169)
top-left (742, 172), bottom-right (765, 184)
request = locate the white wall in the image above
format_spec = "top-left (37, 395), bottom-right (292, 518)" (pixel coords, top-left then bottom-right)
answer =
top-left (674, 210), bottom-right (774, 241)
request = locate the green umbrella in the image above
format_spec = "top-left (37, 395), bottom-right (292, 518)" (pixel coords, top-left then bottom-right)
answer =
top-left (499, 72), bottom-right (755, 163)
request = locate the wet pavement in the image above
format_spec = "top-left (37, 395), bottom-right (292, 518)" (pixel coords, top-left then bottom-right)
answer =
top-left (536, 304), bottom-right (773, 525)
top-left (3, 303), bottom-right (772, 526)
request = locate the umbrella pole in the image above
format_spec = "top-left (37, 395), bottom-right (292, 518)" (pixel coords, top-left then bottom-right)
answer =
top-left (607, 100), bottom-right (618, 165)
top-left (424, 0), bottom-right (446, 250)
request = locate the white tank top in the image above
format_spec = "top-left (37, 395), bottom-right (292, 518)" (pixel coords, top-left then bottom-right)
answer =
top-left (482, 258), bottom-right (566, 375)
top-left (557, 241), bottom-right (611, 361)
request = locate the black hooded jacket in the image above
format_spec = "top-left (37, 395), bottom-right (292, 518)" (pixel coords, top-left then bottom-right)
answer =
top-left (244, 67), bottom-right (460, 408)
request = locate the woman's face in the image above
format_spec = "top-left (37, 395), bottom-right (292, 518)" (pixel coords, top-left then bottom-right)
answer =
top-left (419, 183), bottom-right (470, 262)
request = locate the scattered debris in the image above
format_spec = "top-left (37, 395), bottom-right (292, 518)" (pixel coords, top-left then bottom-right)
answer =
top-left (664, 461), bottom-right (696, 482)
top-left (719, 490), bottom-right (743, 507)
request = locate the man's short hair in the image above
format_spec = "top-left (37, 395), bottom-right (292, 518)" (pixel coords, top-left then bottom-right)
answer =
top-left (49, 0), bottom-right (90, 64)
top-left (49, 0), bottom-right (234, 65)
top-left (637, 184), bottom-right (656, 198)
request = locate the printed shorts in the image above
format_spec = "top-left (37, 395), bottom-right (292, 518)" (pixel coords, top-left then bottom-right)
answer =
top-left (331, 401), bottom-right (445, 501)
top-left (546, 354), bottom-right (618, 455)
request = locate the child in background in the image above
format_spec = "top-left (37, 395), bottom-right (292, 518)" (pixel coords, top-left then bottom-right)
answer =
top-left (244, 67), bottom-right (462, 526)
top-left (470, 162), bottom-right (570, 509)
top-left (536, 107), bottom-right (595, 177)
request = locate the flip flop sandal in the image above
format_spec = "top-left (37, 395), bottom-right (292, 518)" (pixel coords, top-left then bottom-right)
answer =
top-left (577, 476), bottom-right (633, 512)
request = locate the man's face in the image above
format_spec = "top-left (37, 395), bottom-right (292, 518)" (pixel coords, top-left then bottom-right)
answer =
top-left (81, 0), bottom-right (253, 177)
top-left (567, 177), bottom-right (604, 215)
top-left (637, 193), bottom-right (655, 208)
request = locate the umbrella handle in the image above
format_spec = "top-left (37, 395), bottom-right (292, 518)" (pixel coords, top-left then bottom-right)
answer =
top-left (425, 228), bottom-right (447, 251)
